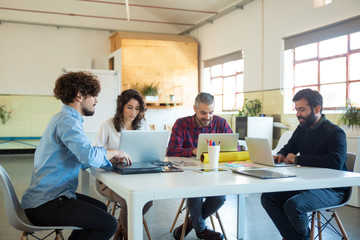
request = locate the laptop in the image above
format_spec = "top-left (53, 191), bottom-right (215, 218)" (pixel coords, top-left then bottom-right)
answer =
top-left (232, 169), bottom-right (296, 179)
top-left (196, 133), bottom-right (239, 159)
top-left (245, 137), bottom-right (295, 167)
top-left (112, 162), bottom-right (162, 175)
top-left (112, 130), bottom-right (170, 174)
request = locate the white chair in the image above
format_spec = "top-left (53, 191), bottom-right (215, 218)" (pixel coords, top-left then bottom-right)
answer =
top-left (272, 130), bottom-right (293, 155)
top-left (309, 152), bottom-right (357, 240)
top-left (0, 164), bottom-right (81, 240)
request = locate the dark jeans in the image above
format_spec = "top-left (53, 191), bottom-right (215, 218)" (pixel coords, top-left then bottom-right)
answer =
top-left (261, 189), bottom-right (346, 240)
top-left (25, 193), bottom-right (117, 240)
top-left (187, 196), bottom-right (226, 232)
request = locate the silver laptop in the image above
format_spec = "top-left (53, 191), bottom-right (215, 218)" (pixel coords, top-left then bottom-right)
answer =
top-left (119, 130), bottom-right (170, 163)
top-left (245, 137), bottom-right (294, 167)
top-left (196, 133), bottom-right (239, 159)
top-left (232, 169), bottom-right (296, 179)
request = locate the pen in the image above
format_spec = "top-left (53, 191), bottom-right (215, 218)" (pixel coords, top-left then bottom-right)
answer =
top-left (212, 141), bottom-right (215, 146)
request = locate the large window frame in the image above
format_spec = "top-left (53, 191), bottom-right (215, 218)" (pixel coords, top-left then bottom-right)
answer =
top-left (291, 33), bottom-right (360, 110)
top-left (283, 16), bottom-right (360, 110)
top-left (203, 51), bottom-right (244, 112)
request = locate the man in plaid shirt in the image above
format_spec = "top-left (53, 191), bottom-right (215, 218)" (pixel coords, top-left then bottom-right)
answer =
top-left (167, 92), bottom-right (232, 240)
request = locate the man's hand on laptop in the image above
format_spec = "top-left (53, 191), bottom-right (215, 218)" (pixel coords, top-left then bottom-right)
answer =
top-left (273, 154), bottom-right (285, 163)
top-left (107, 149), bottom-right (132, 165)
top-left (284, 153), bottom-right (296, 164)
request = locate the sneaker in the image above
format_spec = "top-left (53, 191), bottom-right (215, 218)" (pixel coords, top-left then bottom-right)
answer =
top-left (195, 227), bottom-right (224, 240)
top-left (172, 218), bottom-right (193, 240)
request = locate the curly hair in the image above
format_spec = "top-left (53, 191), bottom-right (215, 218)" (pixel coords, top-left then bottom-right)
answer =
top-left (113, 89), bottom-right (146, 132)
top-left (53, 71), bottom-right (101, 104)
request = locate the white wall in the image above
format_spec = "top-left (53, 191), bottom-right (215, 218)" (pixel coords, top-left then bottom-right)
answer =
top-left (0, 22), bottom-right (110, 95)
top-left (191, 0), bottom-right (360, 92)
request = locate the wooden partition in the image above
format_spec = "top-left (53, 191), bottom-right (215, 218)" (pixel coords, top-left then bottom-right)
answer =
top-left (109, 31), bottom-right (199, 108)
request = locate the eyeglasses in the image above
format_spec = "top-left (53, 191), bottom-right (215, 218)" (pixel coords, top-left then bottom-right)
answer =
top-left (151, 161), bottom-right (173, 167)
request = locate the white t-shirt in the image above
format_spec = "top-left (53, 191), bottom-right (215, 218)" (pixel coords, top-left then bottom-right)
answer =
top-left (94, 118), bottom-right (150, 149)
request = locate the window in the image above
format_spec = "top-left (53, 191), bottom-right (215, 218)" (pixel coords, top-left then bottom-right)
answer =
top-left (284, 16), bottom-right (360, 110)
top-left (203, 51), bottom-right (244, 112)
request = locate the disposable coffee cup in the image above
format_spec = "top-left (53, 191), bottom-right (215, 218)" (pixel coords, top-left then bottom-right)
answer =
top-left (208, 145), bottom-right (220, 169)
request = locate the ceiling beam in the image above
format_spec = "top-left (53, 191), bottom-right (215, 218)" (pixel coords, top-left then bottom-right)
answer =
top-left (0, 7), bottom-right (194, 27)
top-left (79, 0), bottom-right (218, 14)
top-left (179, 0), bottom-right (255, 35)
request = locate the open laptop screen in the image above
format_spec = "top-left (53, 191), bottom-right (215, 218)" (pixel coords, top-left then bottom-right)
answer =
top-left (196, 133), bottom-right (239, 159)
top-left (119, 130), bottom-right (170, 162)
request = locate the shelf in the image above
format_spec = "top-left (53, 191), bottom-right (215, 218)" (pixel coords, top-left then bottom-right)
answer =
top-left (146, 102), bottom-right (182, 108)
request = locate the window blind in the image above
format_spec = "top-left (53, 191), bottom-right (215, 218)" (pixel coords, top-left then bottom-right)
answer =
top-left (204, 50), bottom-right (243, 68)
top-left (284, 15), bottom-right (360, 50)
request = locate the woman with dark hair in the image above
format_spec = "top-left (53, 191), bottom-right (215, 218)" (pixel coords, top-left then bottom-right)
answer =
top-left (94, 89), bottom-right (152, 240)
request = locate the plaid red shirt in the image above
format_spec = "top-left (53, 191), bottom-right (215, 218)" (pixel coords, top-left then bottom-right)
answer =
top-left (167, 115), bottom-right (233, 157)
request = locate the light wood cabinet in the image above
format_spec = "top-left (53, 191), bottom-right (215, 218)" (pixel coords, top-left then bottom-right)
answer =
top-left (109, 31), bottom-right (198, 108)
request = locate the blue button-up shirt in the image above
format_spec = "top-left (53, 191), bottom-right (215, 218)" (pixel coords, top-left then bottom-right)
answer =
top-left (21, 105), bottom-right (112, 209)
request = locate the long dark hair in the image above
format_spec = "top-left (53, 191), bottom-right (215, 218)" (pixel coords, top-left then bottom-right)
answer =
top-left (113, 89), bottom-right (146, 132)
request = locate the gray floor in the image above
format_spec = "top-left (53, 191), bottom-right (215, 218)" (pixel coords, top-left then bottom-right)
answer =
top-left (1, 154), bottom-right (360, 240)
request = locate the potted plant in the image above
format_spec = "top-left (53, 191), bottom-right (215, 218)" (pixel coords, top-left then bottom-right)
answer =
top-left (0, 105), bottom-right (12, 124)
top-left (340, 99), bottom-right (360, 134)
top-left (142, 82), bottom-right (159, 102)
top-left (235, 98), bottom-right (273, 144)
top-left (237, 98), bottom-right (262, 117)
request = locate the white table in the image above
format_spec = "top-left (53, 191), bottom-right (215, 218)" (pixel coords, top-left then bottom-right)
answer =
top-left (82, 157), bottom-right (360, 240)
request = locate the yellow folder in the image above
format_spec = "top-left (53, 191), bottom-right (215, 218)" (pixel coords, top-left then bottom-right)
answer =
top-left (201, 151), bottom-right (250, 163)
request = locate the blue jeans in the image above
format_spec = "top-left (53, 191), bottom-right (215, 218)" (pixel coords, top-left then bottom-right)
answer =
top-left (187, 196), bottom-right (226, 232)
top-left (261, 189), bottom-right (346, 240)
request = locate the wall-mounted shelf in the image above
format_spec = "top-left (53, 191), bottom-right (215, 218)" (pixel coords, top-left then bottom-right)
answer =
top-left (146, 102), bottom-right (182, 109)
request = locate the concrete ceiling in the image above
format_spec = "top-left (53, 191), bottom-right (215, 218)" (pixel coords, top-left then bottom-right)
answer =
top-left (0, 0), bottom-right (254, 34)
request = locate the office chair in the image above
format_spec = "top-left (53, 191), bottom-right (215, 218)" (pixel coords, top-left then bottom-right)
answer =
top-left (271, 130), bottom-right (293, 155)
top-left (170, 198), bottom-right (227, 240)
top-left (0, 164), bottom-right (81, 240)
top-left (309, 152), bottom-right (357, 240)
top-left (94, 179), bottom-right (152, 240)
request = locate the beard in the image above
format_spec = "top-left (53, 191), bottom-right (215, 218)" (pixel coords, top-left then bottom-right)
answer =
top-left (298, 109), bottom-right (316, 127)
top-left (83, 107), bottom-right (95, 116)
top-left (195, 115), bottom-right (211, 127)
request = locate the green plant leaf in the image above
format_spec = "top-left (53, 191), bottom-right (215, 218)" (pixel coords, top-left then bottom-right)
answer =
top-left (0, 105), bottom-right (12, 125)
top-left (340, 99), bottom-right (360, 127)
top-left (237, 99), bottom-right (262, 117)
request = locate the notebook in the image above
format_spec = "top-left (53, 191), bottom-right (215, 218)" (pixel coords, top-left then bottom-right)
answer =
top-left (196, 133), bottom-right (239, 159)
top-left (245, 137), bottom-right (295, 167)
top-left (113, 130), bottom-right (170, 174)
top-left (232, 169), bottom-right (296, 179)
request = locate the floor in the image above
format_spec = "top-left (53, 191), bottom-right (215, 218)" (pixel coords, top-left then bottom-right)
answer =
top-left (1, 154), bottom-right (360, 240)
